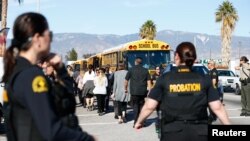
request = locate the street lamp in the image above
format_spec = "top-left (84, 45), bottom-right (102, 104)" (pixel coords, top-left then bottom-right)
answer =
top-left (37, 0), bottom-right (40, 12)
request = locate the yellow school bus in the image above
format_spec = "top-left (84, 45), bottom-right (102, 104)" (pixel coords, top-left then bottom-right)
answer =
top-left (101, 39), bottom-right (171, 73)
top-left (87, 53), bottom-right (102, 69)
top-left (71, 59), bottom-right (88, 71)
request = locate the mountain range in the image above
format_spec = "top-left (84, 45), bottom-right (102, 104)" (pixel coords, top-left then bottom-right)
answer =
top-left (8, 30), bottom-right (250, 60)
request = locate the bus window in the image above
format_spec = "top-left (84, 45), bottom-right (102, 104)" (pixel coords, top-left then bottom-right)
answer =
top-left (127, 51), bottom-right (170, 70)
top-left (149, 51), bottom-right (170, 69)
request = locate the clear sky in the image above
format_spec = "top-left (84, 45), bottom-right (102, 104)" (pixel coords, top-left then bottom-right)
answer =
top-left (6, 0), bottom-right (250, 38)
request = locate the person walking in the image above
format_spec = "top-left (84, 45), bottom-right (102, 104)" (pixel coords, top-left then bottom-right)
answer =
top-left (151, 66), bottom-right (162, 136)
top-left (93, 68), bottom-right (108, 116)
top-left (104, 66), bottom-right (113, 112)
top-left (2, 12), bottom-right (95, 141)
top-left (134, 42), bottom-right (230, 141)
top-left (207, 60), bottom-right (220, 123)
top-left (235, 56), bottom-right (250, 116)
top-left (82, 65), bottom-right (95, 110)
top-left (76, 70), bottom-right (85, 106)
top-left (40, 53), bottom-right (80, 129)
top-left (113, 64), bottom-right (130, 124)
top-left (125, 57), bottom-right (151, 127)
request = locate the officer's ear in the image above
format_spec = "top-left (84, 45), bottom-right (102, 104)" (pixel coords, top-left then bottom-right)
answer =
top-left (174, 52), bottom-right (180, 60)
top-left (174, 52), bottom-right (180, 65)
top-left (32, 33), bottom-right (41, 48)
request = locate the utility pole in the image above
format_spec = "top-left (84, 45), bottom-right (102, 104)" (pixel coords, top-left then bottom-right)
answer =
top-left (37, 0), bottom-right (40, 13)
top-left (209, 47), bottom-right (211, 60)
top-left (238, 41), bottom-right (241, 59)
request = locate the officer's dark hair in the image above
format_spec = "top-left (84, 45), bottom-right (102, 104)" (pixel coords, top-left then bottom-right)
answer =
top-left (99, 67), bottom-right (106, 73)
top-left (240, 56), bottom-right (249, 63)
top-left (118, 63), bottom-right (125, 70)
top-left (88, 64), bottom-right (93, 70)
top-left (40, 53), bottom-right (56, 64)
top-left (135, 57), bottom-right (143, 64)
top-left (2, 12), bottom-right (49, 83)
top-left (176, 42), bottom-right (197, 68)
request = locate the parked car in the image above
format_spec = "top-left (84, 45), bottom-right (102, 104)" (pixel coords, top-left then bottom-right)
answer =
top-left (217, 69), bottom-right (241, 95)
top-left (163, 63), bottom-right (210, 76)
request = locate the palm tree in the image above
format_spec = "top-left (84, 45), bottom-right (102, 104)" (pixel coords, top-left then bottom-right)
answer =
top-left (139, 20), bottom-right (156, 40)
top-left (1, 0), bottom-right (23, 28)
top-left (0, 0), bottom-right (8, 57)
top-left (0, 0), bottom-right (23, 56)
top-left (1, 0), bottom-right (8, 29)
top-left (215, 0), bottom-right (238, 67)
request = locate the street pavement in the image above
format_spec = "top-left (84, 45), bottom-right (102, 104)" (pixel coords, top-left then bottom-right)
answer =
top-left (213, 92), bottom-right (250, 125)
top-left (0, 92), bottom-right (249, 141)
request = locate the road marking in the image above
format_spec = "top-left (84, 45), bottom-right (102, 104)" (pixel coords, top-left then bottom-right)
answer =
top-left (77, 113), bottom-right (114, 117)
top-left (224, 94), bottom-right (240, 97)
top-left (79, 121), bottom-right (134, 126)
top-left (229, 116), bottom-right (250, 119)
top-left (226, 108), bottom-right (241, 110)
top-left (77, 114), bottom-right (99, 117)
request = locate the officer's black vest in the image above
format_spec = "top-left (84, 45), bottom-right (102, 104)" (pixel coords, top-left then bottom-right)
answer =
top-left (51, 78), bottom-right (80, 129)
top-left (5, 65), bottom-right (44, 141)
top-left (161, 69), bottom-right (208, 125)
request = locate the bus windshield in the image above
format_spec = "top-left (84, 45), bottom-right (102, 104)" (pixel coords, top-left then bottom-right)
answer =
top-left (127, 51), bottom-right (170, 70)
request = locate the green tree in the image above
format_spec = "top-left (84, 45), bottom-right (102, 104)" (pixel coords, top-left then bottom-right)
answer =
top-left (215, 0), bottom-right (238, 67)
top-left (65, 48), bottom-right (78, 61)
top-left (139, 20), bottom-right (156, 40)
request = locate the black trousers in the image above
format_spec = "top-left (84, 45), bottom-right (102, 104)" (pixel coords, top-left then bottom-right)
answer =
top-left (161, 123), bottom-right (207, 141)
top-left (117, 101), bottom-right (127, 116)
top-left (131, 95), bottom-right (145, 124)
top-left (96, 94), bottom-right (106, 113)
top-left (113, 101), bottom-right (118, 117)
top-left (105, 88), bottom-right (111, 111)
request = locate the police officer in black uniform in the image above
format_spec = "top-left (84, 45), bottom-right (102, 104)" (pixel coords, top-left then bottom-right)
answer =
top-left (2, 12), bottom-right (95, 141)
top-left (207, 60), bottom-right (220, 123)
top-left (134, 42), bottom-right (230, 141)
top-left (40, 53), bottom-right (81, 129)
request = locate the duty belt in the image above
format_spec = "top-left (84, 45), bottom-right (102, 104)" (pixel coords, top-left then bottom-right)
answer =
top-left (175, 120), bottom-right (207, 124)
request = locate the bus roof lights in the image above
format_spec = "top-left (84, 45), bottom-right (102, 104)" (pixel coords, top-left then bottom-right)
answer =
top-left (161, 45), bottom-right (170, 50)
top-left (133, 45), bottom-right (137, 50)
top-left (129, 45), bottom-right (133, 50)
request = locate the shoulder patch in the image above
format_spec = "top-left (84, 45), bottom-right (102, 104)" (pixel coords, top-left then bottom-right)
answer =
top-left (213, 72), bottom-right (217, 76)
top-left (32, 76), bottom-right (48, 93)
top-left (3, 89), bottom-right (8, 102)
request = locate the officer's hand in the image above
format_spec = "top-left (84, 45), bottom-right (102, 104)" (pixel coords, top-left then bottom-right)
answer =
top-left (49, 54), bottom-right (63, 70)
top-left (235, 66), bottom-right (240, 70)
top-left (134, 122), bottom-right (142, 130)
top-left (91, 135), bottom-right (98, 141)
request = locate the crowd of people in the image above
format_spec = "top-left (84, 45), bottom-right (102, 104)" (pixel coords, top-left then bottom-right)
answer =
top-left (2, 12), bottom-right (250, 141)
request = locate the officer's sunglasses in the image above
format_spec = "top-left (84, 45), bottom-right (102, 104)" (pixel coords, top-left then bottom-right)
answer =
top-left (49, 31), bottom-right (53, 42)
